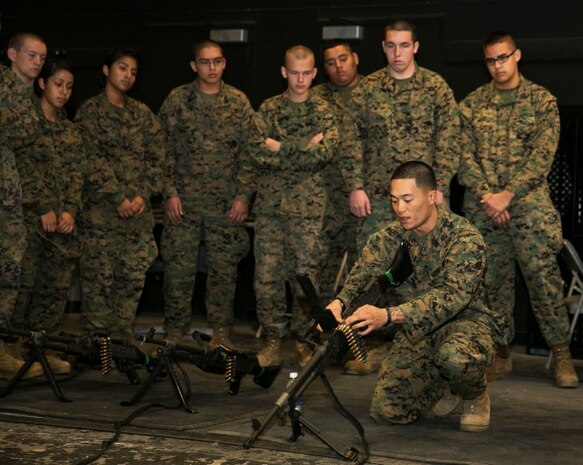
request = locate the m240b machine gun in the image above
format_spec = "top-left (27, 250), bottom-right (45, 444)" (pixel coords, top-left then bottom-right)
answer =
top-left (244, 241), bottom-right (413, 464)
top-left (0, 327), bottom-right (151, 402)
top-left (126, 329), bottom-right (282, 414)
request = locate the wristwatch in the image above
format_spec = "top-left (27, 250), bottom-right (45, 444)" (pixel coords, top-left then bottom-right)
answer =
top-left (384, 307), bottom-right (392, 326)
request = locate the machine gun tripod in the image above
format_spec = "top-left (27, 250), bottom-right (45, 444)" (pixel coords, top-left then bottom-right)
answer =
top-left (125, 329), bottom-right (281, 414)
top-left (245, 329), bottom-right (368, 462)
top-left (0, 328), bottom-right (151, 402)
top-left (244, 242), bottom-right (412, 464)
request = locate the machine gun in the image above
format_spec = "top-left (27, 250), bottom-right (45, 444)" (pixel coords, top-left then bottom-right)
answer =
top-left (124, 329), bottom-right (282, 414)
top-left (0, 327), bottom-right (152, 402)
top-left (244, 241), bottom-right (413, 464)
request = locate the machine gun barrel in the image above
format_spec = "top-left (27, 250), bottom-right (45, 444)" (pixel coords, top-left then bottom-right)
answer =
top-left (135, 329), bottom-right (281, 394)
top-left (244, 243), bottom-right (412, 457)
top-left (0, 327), bottom-right (151, 378)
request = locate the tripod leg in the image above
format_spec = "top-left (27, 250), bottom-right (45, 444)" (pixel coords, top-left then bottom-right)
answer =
top-left (121, 359), bottom-right (165, 406)
top-left (167, 364), bottom-right (197, 414)
top-left (0, 348), bottom-right (70, 402)
top-left (35, 349), bottom-right (71, 402)
top-left (0, 357), bottom-right (35, 397)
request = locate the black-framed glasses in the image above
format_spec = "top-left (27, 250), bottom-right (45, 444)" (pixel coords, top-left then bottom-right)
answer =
top-left (195, 57), bottom-right (225, 67)
top-left (484, 49), bottom-right (517, 67)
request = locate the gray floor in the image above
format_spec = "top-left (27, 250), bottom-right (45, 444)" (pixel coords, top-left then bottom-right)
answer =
top-left (1, 315), bottom-right (582, 465)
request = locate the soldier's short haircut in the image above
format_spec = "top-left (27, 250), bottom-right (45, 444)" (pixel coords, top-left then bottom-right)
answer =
top-left (384, 19), bottom-right (417, 42)
top-left (322, 39), bottom-right (353, 55)
top-left (192, 40), bottom-right (223, 60)
top-left (284, 45), bottom-right (315, 67)
top-left (391, 161), bottom-right (437, 191)
top-left (483, 31), bottom-right (517, 50)
top-left (7, 32), bottom-right (46, 51)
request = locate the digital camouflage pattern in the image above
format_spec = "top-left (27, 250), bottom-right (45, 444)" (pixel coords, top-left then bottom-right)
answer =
top-left (337, 208), bottom-right (496, 424)
top-left (311, 78), bottom-right (363, 298)
top-left (14, 100), bottom-right (86, 332)
top-left (0, 66), bottom-right (39, 328)
top-left (459, 76), bottom-right (569, 347)
top-left (351, 65), bottom-right (461, 250)
top-left (74, 92), bottom-right (164, 334)
top-left (247, 93), bottom-right (339, 337)
top-left (158, 81), bottom-right (254, 328)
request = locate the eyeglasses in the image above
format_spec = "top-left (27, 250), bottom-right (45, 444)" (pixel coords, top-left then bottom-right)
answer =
top-left (195, 57), bottom-right (225, 67)
top-left (484, 49), bottom-right (517, 67)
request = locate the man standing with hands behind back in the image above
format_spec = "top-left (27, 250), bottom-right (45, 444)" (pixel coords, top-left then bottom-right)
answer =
top-left (459, 31), bottom-right (578, 388)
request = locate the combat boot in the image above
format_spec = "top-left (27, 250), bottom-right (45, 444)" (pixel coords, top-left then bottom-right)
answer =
top-left (45, 351), bottom-right (72, 375)
top-left (256, 336), bottom-right (283, 367)
top-left (344, 343), bottom-right (389, 375)
top-left (5, 337), bottom-right (26, 360)
top-left (460, 390), bottom-right (490, 432)
top-left (552, 344), bottom-right (579, 388)
top-left (210, 324), bottom-right (237, 349)
top-left (0, 340), bottom-right (43, 380)
top-left (432, 385), bottom-right (461, 417)
top-left (486, 344), bottom-right (512, 382)
top-left (295, 340), bottom-right (313, 368)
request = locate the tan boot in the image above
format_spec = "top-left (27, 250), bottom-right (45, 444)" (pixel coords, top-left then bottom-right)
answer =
top-left (552, 344), bottom-right (579, 388)
top-left (295, 341), bottom-right (313, 368)
top-left (210, 324), bottom-right (237, 349)
top-left (460, 390), bottom-right (490, 432)
top-left (256, 336), bottom-right (283, 367)
top-left (0, 340), bottom-right (43, 380)
top-left (486, 344), bottom-right (512, 382)
top-left (344, 358), bottom-right (372, 375)
top-left (45, 351), bottom-right (72, 375)
top-left (432, 386), bottom-right (461, 417)
top-left (343, 343), bottom-right (388, 375)
top-left (5, 338), bottom-right (26, 359)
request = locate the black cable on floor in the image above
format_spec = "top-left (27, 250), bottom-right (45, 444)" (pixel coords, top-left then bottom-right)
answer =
top-left (74, 360), bottom-right (192, 465)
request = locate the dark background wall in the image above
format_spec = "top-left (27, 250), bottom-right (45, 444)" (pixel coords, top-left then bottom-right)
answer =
top-left (3, 0), bottom-right (583, 111)
top-left (3, 0), bottom-right (583, 349)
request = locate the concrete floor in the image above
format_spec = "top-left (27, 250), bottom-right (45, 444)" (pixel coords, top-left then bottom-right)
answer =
top-left (1, 314), bottom-right (582, 465)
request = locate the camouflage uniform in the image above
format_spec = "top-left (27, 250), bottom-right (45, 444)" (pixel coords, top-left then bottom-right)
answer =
top-left (248, 93), bottom-right (339, 337)
top-left (158, 81), bottom-right (254, 329)
top-left (0, 66), bottom-right (38, 328)
top-left (351, 65), bottom-right (461, 250)
top-left (74, 92), bottom-right (164, 335)
top-left (458, 76), bottom-right (569, 347)
top-left (336, 208), bottom-right (497, 424)
top-left (14, 100), bottom-right (86, 332)
top-left (311, 78), bottom-right (364, 298)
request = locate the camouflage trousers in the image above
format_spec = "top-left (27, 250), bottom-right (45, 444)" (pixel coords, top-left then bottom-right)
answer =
top-left (370, 319), bottom-right (493, 425)
top-left (13, 216), bottom-right (81, 332)
top-left (356, 202), bottom-right (395, 253)
top-left (0, 210), bottom-right (26, 328)
top-left (79, 222), bottom-right (157, 334)
top-left (464, 194), bottom-right (569, 347)
top-left (1, 146), bottom-right (26, 328)
top-left (254, 214), bottom-right (328, 339)
top-left (319, 211), bottom-right (359, 301)
top-left (161, 215), bottom-right (249, 328)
